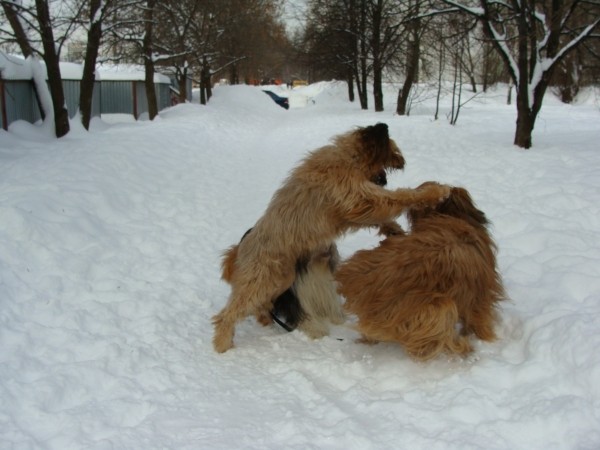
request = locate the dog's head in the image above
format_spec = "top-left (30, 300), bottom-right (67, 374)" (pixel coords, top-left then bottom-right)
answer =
top-left (409, 183), bottom-right (489, 229)
top-left (356, 123), bottom-right (405, 175)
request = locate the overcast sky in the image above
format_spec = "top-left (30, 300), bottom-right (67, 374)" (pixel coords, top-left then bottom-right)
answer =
top-left (282, 0), bottom-right (308, 34)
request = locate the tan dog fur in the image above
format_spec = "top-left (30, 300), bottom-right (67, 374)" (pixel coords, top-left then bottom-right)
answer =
top-left (337, 186), bottom-right (506, 361)
top-left (214, 124), bottom-right (450, 353)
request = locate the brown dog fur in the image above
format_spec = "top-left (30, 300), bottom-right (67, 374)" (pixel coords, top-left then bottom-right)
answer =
top-left (337, 185), bottom-right (506, 361)
top-left (213, 124), bottom-right (450, 353)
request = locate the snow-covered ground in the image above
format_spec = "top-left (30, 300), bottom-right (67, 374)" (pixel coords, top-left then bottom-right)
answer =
top-left (1, 81), bottom-right (599, 449)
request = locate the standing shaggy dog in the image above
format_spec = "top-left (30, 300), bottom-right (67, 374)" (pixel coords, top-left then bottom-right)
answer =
top-left (337, 185), bottom-right (506, 361)
top-left (213, 124), bottom-right (450, 353)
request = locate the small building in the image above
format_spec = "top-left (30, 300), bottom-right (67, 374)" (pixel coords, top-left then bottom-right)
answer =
top-left (0, 55), bottom-right (189, 130)
top-left (0, 54), bottom-right (41, 129)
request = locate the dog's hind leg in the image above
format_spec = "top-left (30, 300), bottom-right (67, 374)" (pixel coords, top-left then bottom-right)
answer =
top-left (212, 292), bottom-right (272, 353)
top-left (212, 290), bottom-right (271, 353)
top-left (212, 306), bottom-right (238, 353)
top-left (401, 296), bottom-right (472, 360)
top-left (213, 268), bottom-right (295, 353)
top-left (462, 303), bottom-right (498, 342)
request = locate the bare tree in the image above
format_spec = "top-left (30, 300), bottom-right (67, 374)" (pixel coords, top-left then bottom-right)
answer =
top-left (442, 0), bottom-right (600, 148)
top-left (152, 0), bottom-right (218, 104)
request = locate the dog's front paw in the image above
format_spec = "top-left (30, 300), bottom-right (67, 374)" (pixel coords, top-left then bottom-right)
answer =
top-left (415, 182), bottom-right (451, 206)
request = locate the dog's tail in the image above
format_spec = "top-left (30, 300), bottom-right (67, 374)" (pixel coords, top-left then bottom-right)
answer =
top-left (221, 228), bottom-right (253, 283)
top-left (221, 245), bottom-right (239, 283)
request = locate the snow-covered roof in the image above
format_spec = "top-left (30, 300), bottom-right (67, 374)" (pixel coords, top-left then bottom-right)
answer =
top-left (94, 63), bottom-right (171, 83)
top-left (0, 54), bottom-right (170, 83)
top-left (0, 53), bottom-right (32, 79)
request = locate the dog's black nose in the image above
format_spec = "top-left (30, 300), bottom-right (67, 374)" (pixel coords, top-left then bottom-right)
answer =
top-left (372, 169), bottom-right (387, 186)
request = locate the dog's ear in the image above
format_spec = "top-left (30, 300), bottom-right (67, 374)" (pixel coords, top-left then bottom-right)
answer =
top-left (359, 123), bottom-right (391, 166)
top-left (367, 123), bottom-right (389, 143)
top-left (439, 187), bottom-right (489, 227)
top-left (361, 122), bottom-right (389, 147)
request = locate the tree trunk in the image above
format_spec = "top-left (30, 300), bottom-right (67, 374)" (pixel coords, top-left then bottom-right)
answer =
top-left (373, 65), bottom-right (383, 112)
top-left (555, 53), bottom-right (580, 104)
top-left (35, 0), bottom-right (69, 137)
top-left (358, 0), bottom-right (368, 110)
top-left (357, 64), bottom-right (368, 110)
top-left (434, 39), bottom-right (444, 121)
top-left (468, 73), bottom-right (477, 93)
top-left (396, 38), bottom-right (421, 116)
top-left (482, 50), bottom-right (489, 93)
top-left (397, 6), bottom-right (420, 116)
top-left (79, 0), bottom-right (103, 130)
top-left (513, 2), bottom-right (532, 148)
top-left (229, 63), bottom-right (238, 85)
top-left (372, 0), bottom-right (384, 112)
top-left (396, 48), bottom-right (418, 116)
top-left (345, 0), bottom-right (357, 104)
top-left (464, 41), bottom-right (477, 92)
top-left (143, 0), bottom-right (158, 120)
top-left (200, 57), bottom-right (210, 105)
top-left (450, 49), bottom-right (463, 125)
top-left (177, 68), bottom-right (188, 103)
top-left (346, 69), bottom-right (355, 102)
top-left (200, 77), bottom-right (206, 105)
top-left (514, 107), bottom-right (534, 149)
top-left (205, 70), bottom-right (212, 101)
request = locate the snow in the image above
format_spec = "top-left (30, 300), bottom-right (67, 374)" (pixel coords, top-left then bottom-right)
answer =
top-left (0, 54), bottom-right (170, 83)
top-left (1, 81), bottom-right (600, 449)
top-left (28, 56), bottom-right (54, 129)
top-left (0, 53), bottom-right (33, 79)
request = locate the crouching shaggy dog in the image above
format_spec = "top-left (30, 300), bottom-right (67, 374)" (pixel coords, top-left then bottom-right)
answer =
top-left (337, 185), bottom-right (506, 361)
